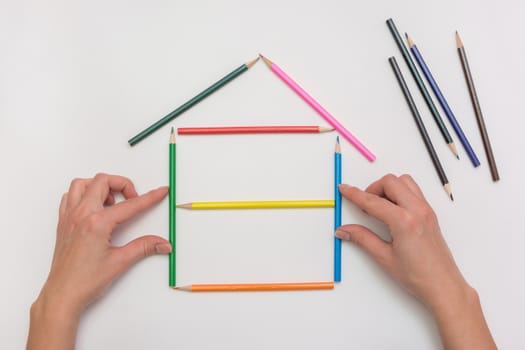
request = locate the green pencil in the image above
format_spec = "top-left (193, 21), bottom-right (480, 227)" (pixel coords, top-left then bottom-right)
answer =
top-left (128, 57), bottom-right (259, 146)
top-left (169, 127), bottom-right (176, 287)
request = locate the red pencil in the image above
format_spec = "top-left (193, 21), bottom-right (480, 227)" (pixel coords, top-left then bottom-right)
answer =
top-left (177, 125), bottom-right (334, 135)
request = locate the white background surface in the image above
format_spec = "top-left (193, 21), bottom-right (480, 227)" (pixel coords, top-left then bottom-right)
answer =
top-left (1, 0), bottom-right (524, 348)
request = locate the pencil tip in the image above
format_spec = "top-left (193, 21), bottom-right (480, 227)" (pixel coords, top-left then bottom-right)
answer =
top-left (336, 135), bottom-right (340, 143)
top-left (444, 184), bottom-right (453, 201)
top-left (245, 56), bottom-right (260, 69)
top-left (455, 31), bottom-right (463, 48)
top-left (319, 126), bottom-right (335, 133)
top-left (259, 54), bottom-right (273, 67)
top-left (405, 33), bottom-right (414, 47)
top-left (404, 32), bottom-right (408, 39)
top-left (175, 285), bottom-right (191, 292)
top-left (170, 127), bottom-right (176, 143)
top-left (448, 143), bottom-right (459, 159)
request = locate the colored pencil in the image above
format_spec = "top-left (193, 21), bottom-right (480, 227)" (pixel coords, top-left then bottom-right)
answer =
top-left (177, 125), bottom-right (334, 135)
top-left (406, 34), bottom-right (480, 167)
top-left (259, 54), bottom-right (376, 162)
top-left (128, 57), bottom-right (259, 146)
top-left (175, 282), bottom-right (335, 292)
top-left (169, 127), bottom-right (176, 287)
top-left (389, 57), bottom-right (453, 200)
top-left (177, 200), bottom-right (335, 210)
top-left (334, 137), bottom-right (342, 282)
top-left (456, 31), bottom-right (500, 181)
top-left (386, 19), bottom-right (459, 159)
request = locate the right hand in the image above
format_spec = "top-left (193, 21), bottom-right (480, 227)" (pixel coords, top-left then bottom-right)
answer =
top-left (335, 174), bottom-right (469, 310)
top-left (336, 174), bottom-right (497, 349)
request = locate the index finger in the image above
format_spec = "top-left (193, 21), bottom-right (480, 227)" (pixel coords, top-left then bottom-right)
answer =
top-left (365, 174), bottom-right (420, 209)
top-left (105, 186), bottom-right (168, 225)
top-left (82, 173), bottom-right (138, 206)
top-left (339, 184), bottom-right (405, 226)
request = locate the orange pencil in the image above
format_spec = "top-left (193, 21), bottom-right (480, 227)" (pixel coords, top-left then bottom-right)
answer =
top-left (175, 282), bottom-right (334, 292)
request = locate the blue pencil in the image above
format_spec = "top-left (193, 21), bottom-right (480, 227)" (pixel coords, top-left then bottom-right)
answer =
top-left (406, 34), bottom-right (480, 167)
top-left (334, 136), bottom-right (342, 282)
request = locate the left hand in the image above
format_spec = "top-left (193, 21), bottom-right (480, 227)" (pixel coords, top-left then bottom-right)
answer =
top-left (39, 173), bottom-right (171, 317)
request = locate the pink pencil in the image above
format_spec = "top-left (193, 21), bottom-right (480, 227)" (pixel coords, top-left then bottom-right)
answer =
top-left (260, 54), bottom-right (375, 162)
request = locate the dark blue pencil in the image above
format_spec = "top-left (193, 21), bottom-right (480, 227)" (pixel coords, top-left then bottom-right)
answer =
top-left (406, 34), bottom-right (480, 167)
top-left (334, 137), bottom-right (342, 282)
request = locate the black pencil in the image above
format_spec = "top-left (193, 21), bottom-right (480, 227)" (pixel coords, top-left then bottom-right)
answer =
top-left (386, 18), bottom-right (459, 159)
top-left (389, 57), bottom-right (453, 201)
top-left (456, 31), bottom-right (500, 181)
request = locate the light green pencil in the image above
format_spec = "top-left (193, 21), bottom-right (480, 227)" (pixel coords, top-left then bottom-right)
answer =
top-left (169, 127), bottom-right (176, 287)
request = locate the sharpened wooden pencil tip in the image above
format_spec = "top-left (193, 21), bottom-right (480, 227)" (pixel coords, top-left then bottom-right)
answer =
top-left (245, 56), bottom-right (260, 69)
top-left (335, 136), bottom-right (341, 153)
top-left (170, 127), bottom-right (175, 143)
top-left (318, 126), bottom-right (335, 133)
top-left (175, 285), bottom-right (191, 292)
top-left (259, 54), bottom-right (273, 67)
top-left (405, 33), bottom-right (415, 47)
top-left (444, 184), bottom-right (454, 201)
top-left (176, 203), bottom-right (191, 209)
top-left (448, 143), bottom-right (459, 159)
top-left (455, 31), bottom-right (464, 48)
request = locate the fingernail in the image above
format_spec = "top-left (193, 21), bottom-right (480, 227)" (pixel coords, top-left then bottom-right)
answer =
top-left (338, 184), bottom-right (350, 191)
top-left (155, 243), bottom-right (172, 254)
top-left (335, 229), bottom-right (351, 241)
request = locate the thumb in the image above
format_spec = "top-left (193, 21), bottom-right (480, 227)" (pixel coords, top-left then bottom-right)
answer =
top-left (335, 224), bottom-right (392, 269)
top-left (117, 235), bottom-right (171, 269)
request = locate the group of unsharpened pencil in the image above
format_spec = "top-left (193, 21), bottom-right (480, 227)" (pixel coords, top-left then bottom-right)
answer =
top-left (387, 18), bottom-right (499, 200)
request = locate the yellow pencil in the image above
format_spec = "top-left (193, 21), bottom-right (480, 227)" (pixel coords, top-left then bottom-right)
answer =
top-left (176, 200), bottom-right (334, 210)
